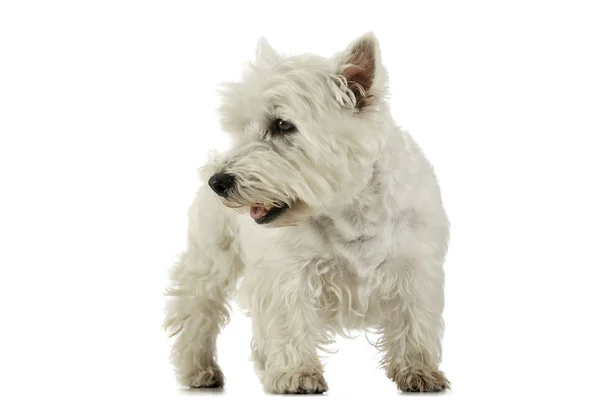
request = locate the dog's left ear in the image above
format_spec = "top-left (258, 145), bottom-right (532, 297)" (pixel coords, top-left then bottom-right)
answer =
top-left (334, 32), bottom-right (387, 110)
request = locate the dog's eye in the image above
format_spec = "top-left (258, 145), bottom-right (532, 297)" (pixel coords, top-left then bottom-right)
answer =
top-left (272, 119), bottom-right (296, 134)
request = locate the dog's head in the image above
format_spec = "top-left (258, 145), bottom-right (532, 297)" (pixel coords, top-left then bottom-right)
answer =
top-left (207, 33), bottom-right (390, 227)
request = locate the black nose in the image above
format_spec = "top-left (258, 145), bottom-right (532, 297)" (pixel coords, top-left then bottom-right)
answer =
top-left (208, 172), bottom-right (235, 197)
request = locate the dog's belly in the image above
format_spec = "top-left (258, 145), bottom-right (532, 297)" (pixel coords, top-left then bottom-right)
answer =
top-left (314, 264), bottom-right (382, 330)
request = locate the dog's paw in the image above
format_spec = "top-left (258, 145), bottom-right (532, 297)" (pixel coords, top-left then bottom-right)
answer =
top-left (265, 366), bottom-right (328, 394)
top-left (178, 365), bottom-right (224, 389)
top-left (390, 367), bottom-right (450, 393)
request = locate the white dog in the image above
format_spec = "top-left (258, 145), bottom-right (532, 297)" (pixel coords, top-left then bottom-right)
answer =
top-left (164, 32), bottom-right (450, 394)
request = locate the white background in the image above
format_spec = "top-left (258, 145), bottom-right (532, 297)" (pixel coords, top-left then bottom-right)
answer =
top-left (1, 1), bottom-right (599, 410)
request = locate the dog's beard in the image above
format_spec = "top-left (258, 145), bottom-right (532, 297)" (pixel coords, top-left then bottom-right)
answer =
top-left (220, 194), bottom-right (311, 227)
top-left (219, 186), bottom-right (289, 224)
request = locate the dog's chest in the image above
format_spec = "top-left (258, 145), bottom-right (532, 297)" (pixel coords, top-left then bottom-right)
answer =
top-left (310, 213), bottom-right (391, 277)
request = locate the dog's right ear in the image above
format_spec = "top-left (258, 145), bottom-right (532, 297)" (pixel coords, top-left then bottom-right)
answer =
top-left (255, 37), bottom-right (280, 64)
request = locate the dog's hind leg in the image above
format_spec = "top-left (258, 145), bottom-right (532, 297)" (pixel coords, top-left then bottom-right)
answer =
top-left (164, 186), bottom-right (243, 388)
top-left (377, 259), bottom-right (450, 392)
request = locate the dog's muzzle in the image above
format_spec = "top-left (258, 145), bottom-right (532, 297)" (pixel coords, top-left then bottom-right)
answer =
top-left (208, 172), bottom-right (290, 225)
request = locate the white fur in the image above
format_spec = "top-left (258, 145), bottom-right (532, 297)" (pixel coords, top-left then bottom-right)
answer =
top-left (165, 33), bottom-right (450, 394)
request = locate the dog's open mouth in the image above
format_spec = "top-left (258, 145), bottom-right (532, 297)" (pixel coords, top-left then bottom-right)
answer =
top-left (249, 204), bottom-right (289, 225)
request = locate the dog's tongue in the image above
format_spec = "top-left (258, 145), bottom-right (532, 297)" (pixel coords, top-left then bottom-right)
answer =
top-left (250, 206), bottom-right (268, 220)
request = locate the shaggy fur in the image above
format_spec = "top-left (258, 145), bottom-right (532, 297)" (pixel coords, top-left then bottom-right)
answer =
top-left (164, 32), bottom-right (450, 394)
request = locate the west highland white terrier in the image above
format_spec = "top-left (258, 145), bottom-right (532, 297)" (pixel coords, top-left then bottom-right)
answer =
top-left (165, 32), bottom-right (450, 394)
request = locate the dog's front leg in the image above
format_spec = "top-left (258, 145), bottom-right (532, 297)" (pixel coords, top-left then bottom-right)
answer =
top-left (244, 262), bottom-right (329, 394)
top-left (378, 260), bottom-right (450, 392)
top-left (164, 186), bottom-right (243, 388)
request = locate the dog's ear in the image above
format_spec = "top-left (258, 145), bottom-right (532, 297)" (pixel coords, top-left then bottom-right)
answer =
top-left (255, 37), bottom-right (280, 64)
top-left (335, 32), bottom-right (387, 110)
